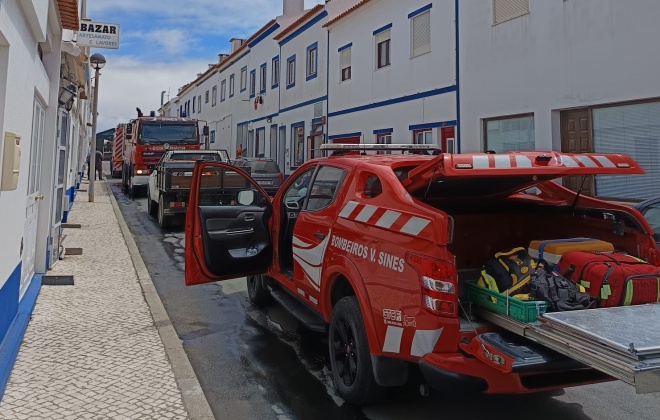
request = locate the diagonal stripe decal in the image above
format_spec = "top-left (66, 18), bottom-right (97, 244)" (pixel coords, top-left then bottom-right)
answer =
top-left (400, 217), bottom-right (431, 236)
top-left (355, 205), bottom-right (378, 222)
top-left (339, 201), bottom-right (359, 218)
top-left (375, 210), bottom-right (401, 229)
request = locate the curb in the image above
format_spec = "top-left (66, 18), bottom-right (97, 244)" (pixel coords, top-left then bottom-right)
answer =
top-left (106, 181), bottom-right (215, 420)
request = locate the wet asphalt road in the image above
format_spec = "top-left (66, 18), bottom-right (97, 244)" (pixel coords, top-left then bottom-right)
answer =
top-left (106, 171), bottom-right (660, 420)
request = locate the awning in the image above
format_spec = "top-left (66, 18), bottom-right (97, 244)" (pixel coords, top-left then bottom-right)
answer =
top-left (57, 0), bottom-right (80, 31)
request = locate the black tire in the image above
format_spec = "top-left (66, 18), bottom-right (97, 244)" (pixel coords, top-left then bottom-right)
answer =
top-left (122, 166), bottom-right (129, 193)
top-left (158, 194), bottom-right (172, 228)
top-left (147, 190), bottom-right (157, 216)
top-left (329, 296), bottom-right (383, 405)
top-left (247, 275), bottom-right (273, 306)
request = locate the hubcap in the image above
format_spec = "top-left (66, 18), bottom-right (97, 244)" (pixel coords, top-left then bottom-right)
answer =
top-left (332, 317), bottom-right (358, 387)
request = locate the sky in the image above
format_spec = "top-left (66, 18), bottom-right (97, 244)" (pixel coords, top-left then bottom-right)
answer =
top-left (87, 0), bottom-right (325, 132)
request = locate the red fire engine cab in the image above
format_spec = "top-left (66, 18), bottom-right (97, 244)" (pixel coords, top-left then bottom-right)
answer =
top-left (183, 144), bottom-right (660, 405)
top-left (121, 113), bottom-right (208, 196)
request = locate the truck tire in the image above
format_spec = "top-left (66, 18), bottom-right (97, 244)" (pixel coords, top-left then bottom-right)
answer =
top-left (329, 296), bottom-right (384, 405)
top-left (147, 189), bottom-right (157, 216)
top-left (247, 275), bottom-right (273, 306)
top-left (122, 166), bottom-right (129, 193)
top-left (129, 174), bottom-right (139, 198)
top-left (158, 194), bottom-right (171, 228)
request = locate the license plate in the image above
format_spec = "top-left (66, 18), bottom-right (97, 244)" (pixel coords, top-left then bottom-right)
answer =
top-left (258, 180), bottom-right (273, 186)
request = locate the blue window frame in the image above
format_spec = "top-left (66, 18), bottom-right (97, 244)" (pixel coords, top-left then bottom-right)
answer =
top-left (306, 42), bottom-right (318, 81)
top-left (240, 66), bottom-right (248, 92)
top-left (192, 96), bottom-right (196, 113)
top-left (249, 69), bottom-right (256, 98)
top-left (210, 130), bottom-right (216, 144)
top-left (260, 63), bottom-right (267, 94)
top-left (286, 55), bottom-right (296, 89)
top-left (229, 74), bottom-right (235, 97)
top-left (221, 80), bottom-right (226, 102)
top-left (271, 55), bottom-right (280, 89)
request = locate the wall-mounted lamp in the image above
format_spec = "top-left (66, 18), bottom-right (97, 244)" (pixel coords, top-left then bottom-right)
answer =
top-left (58, 83), bottom-right (77, 106)
top-left (64, 97), bottom-right (74, 112)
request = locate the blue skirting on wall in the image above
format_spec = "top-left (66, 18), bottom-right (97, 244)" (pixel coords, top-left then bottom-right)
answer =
top-left (62, 186), bottom-right (76, 223)
top-left (0, 269), bottom-right (41, 401)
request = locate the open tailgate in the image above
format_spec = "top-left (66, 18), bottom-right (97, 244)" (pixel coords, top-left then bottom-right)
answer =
top-left (474, 304), bottom-right (660, 393)
top-left (403, 152), bottom-right (644, 199)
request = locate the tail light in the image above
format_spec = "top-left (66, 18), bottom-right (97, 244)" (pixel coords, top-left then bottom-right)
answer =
top-left (277, 172), bottom-right (284, 182)
top-left (407, 253), bottom-right (457, 317)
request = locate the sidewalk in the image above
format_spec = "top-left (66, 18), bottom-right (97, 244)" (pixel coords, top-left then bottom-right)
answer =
top-left (0, 179), bottom-right (213, 419)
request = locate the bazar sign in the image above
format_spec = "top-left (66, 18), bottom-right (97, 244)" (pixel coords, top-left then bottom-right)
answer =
top-left (77, 21), bottom-right (120, 49)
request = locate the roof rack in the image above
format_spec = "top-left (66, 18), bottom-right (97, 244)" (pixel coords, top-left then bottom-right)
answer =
top-left (320, 143), bottom-right (436, 151)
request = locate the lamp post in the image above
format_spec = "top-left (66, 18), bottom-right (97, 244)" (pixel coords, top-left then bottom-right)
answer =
top-left (88, 53), bottom-right (106, 202)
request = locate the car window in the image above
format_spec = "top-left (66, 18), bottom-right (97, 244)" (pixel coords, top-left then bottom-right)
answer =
top-left (283, 168), bottom-right (315, 209)
top-left (641, 203), bottom-right (660, 232)
top-left (247, 160), bottom-right (280, 174)
top-left (170, 153), bottom-right (221, 161)
top-left (305, 166), bottom-right (346, 211)
top-left (364, 176), bottom-right (382, 198)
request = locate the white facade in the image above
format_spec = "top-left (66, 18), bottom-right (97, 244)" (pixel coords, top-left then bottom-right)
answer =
top-left (459, 0), bottom-right (660, 198)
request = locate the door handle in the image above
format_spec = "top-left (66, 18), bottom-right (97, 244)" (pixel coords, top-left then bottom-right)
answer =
top-left (244, 213), bottom-right (254, 221)
top-left (35, 194), bottom-right (44, 201)
top-left (314, 232), bottom-right (325, 239)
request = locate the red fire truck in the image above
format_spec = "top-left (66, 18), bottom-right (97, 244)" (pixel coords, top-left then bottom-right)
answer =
top-left (110, 123), bottom-right (126, 178)
top-left (121, 114), bottom-right (208, 196)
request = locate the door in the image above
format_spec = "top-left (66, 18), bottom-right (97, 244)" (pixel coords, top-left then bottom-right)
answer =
top-left (21, 100), bottom-right (46, 296)
top-left (270, 124), bottom-right (278, 160)
top-left (50, 111), bottom-right (69, 267)
top-left (256, 127), bottom-right (266, 157)
top-left (291, 165), bottom-right (347, 305)
top-left (561, 109), bottom-right (595, 196)
top-left (441, 126), bottom-right (455, 153)
top-left (184, 161), bottom-right (273, 286)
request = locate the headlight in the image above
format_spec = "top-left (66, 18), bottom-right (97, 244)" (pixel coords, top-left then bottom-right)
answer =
top-left (136, 169), bottom-right (149, 175)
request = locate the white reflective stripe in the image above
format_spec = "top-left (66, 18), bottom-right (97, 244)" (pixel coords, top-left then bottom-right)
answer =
top-left (576, 156), bottom-right (598, 167)
top-left (593, 155), bottom-right (616, 167)
top-left (494, 155), bottom-right (511, 168)
top-left (339, 201), bottom-right (359, 218)
top-left (472, 155), bottom-right (489, 168)
top-left (292, 236), bottom-right (311, 247)
top-left (410, 328), bottom-right (443, 357)
top-left (382, 326), bottom-right (404, 353)
top-left (515, 155), bottom-right (532, 167)
top-left (400, 217), bottom-right (431, 236)
top-left (297, 288), bottom-right (306, 297)
top-left (293, 255), bottom-right (322, 289)
top-left (309, 296), bottom-right (318, 305)
top-left (559, 155), bottom-right (579, 167)
top-left (375, 210), bottom-right (401, 229)
top-left (355, 205), bottom-right (378, 222)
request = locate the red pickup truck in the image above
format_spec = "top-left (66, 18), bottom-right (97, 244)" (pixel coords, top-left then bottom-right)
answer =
top-left (184, 145), bottom-right (660, 404)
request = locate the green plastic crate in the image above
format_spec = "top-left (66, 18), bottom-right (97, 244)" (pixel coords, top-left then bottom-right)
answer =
top-left (464, 280), bottom-right (547, 323)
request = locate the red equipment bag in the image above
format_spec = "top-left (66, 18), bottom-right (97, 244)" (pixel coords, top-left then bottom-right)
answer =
top-left (558, 251), bottom-right (660, 307)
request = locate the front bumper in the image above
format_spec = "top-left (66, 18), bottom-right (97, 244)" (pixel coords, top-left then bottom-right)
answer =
top-left (131, 175), bottom-right (150, 186)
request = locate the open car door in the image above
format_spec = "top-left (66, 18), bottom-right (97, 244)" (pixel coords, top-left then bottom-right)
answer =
top-left (185, 161), bottom-right (273, 286)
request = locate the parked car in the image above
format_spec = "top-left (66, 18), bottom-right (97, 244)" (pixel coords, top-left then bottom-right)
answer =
top-left (232, 157), bottom-right (283, 196)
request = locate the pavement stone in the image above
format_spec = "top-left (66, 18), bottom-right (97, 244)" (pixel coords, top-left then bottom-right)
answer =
top-left (0, 180), bottom-right (205, 419)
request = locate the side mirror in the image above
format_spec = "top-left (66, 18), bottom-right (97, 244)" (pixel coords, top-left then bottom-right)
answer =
top-left (237, 190), bottom-right (256, 206)
top-left (203, 126), bottom-right (210, 136)
top-left (147, 164), bottom-right (156, 171)
top-left (126, 125), bottom-right (133, 134)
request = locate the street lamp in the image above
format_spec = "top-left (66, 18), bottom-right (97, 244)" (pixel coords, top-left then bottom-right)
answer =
top-left (88, 53), bottom-right (106, 202)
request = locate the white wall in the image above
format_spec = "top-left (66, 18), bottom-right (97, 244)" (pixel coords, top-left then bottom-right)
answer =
top-left (327, 0), bottom-right (457, 146)
top-left (459, 0), bottom-right (660, 152)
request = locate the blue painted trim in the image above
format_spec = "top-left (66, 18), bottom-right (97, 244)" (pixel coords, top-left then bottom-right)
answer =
top-left (329, 132), bottom-right (361, 140)
top-left (326, 30), bottom-right (331, 145)
top-left (408, 3), bottom-right (433, 19)
top-left (271, 55), bottom-right (280, 89)
top-left (0, 263), bottom-right (20, 344)
top-left (328, 85), bottom-right (456, 118)
top-left (338, 42), bottom-right (352, 52)
top-left (286, 54), bottom-right (296, 89)
top-left (240, 66), bottom-right (248, 92)
top-left (62, 210), bottom-right (69, 224)
top-left (409, 120), bottom-right (457, 131)
top-left (373, 128), bottom-right (393, 135)
top-left (249, 69), bottom-right (256, 98)
top-left (291, 121), bottom-right (304, 128)
top-left (279, 10), bottom-right (328, 46)
top-left (306, 42), bottom-right (319, 82)
top-left (248, 22), bottom-right (280, 48)
top-left (1, 268), bottom-right (41, 402)
top-left (260, 63), bottom-right (267, 94)
top-left (312, 117), bottom-right (324, 124)
top-left (455, 0), bottom-right (461, 153)
top-left (229, 74), bottom-right (235, 98)
top-left (373, 23), bottom-right (392, 36)
top-left (221, 79), bottom-right (227, 102)
top-left (280, 95), bottom-right (327, 114)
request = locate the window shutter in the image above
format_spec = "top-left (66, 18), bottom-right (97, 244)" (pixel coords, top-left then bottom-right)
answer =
top-left (375, 29), bottom-right (390, 45)
top-left (340, 48), bottom-right (351, 70)
top-left (494, 0), bottom-right (529, 24)
top-left (412, 11), bottom-right (431, 57)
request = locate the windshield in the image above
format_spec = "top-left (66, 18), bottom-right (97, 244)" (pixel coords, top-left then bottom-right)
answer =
top-left (246, 160), bottom-right (280, 174)
top-left (139, 123), bottom-right (198, 145)
top-left (170, 153), bottom-right (223, 161)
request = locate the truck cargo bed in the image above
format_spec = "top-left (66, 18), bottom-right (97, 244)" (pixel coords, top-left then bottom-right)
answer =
top-left (473, 304), bottom-right (660, 394)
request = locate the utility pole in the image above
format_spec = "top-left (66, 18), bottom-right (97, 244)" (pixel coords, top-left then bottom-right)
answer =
top-left (89, 53), bottom-right (106, 202)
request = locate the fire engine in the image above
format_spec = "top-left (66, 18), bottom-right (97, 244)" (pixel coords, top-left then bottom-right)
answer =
top-left (183, 144), bottom-right (660, 405)
top-left (110, 123), bottom-right (125, 178)
top-left (121, 113), bottom-right (208, 196)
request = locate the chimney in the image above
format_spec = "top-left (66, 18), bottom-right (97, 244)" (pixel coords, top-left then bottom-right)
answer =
top-left (230, 38), bottom-right (246, 53)
top-left (283, 0), bottom-right (304, 16)
top-left (218, 53), bottom-right (229, 64)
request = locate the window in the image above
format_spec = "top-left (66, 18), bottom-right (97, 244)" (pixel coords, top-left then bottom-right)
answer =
top-left (260, 63), bottom-right (267, 93)
top-left (287, 55), bottom-right (296, 88)
top-left (306, 42), bottom-right (318, 80)
top-left (364, 176), bottom-right (383, 198)
top-left (291, 123), bottom-right (304, 166)
top-left (210, 130), bottom-right (216, 144)
top-left (306, 166), bottom-right (346, 211)
top-left (240, 66), bottom-right (247, 92)
top-left (192, 96), bottom-right (196, 113)
top-left (375, 29), bottom-right (391, 69)
top-left (411, 10), bottom-right (431, 57)
top-left (272, 56), bottom-right (279, 88)
top-left (229, 74), bottom-right (235, 97)
top-left (212, 85), bottom-right (217, 106)
top-left (198, 96), bottom-right (202, 113)
top-left (205, 90), bottom-right (209, 103)
top-left (221, 80), bottom-right (226, 102)
top-left (493, 0), bottom-right (529, 25)
top-left (484, 114), bottom-right (535, 153)
top-left (249, 69), bottom-right (256, 98)
top-left (414, 130), bottom-right (433, 145)
top-left (377, 133), bottom-right (392, 154)
top-left (340, 46), bottom-right (351, 82)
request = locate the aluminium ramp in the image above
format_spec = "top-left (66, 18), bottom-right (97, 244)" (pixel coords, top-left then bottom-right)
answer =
top-left (474, 304), bottom-right (660, 394)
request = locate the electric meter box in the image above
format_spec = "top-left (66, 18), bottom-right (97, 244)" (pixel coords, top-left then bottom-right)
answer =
top-left (1, 131), bottom-right (21, 191)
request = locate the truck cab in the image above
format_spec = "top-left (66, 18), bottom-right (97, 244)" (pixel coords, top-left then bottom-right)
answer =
top-left (183, 145), bottom-right (660, 404)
